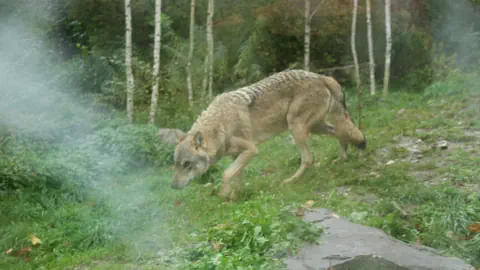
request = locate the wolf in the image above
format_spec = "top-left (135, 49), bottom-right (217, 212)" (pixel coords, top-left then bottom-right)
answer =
top-left (170, 69), bottom-right (366, 200)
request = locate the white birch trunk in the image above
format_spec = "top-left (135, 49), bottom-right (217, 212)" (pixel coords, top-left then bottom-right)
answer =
top-left (125, 0), bottom-right (135, 124)
top-left (304, 0), bottom-right (311, 71)
top-left (149, 0), bottom-right (162, 124)
top-left (206, 0), bottom-right (214, 100)
top-left (352, 0), bottom-right (362, 128)
top-left (383, 0), bottom-right (392, 96)
top-left (351, 0), bottom-right (361, 90)
top-left (202, 54), bottom-right (208, 99)
top-left (186, 0), bottom-right (195, 106)
top-left (366, 0), bottom-right (376, 95)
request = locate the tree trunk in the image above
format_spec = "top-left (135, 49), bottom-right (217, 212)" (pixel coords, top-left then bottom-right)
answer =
top-left (304, 0), bottom-right (311, 71)
top-left (352, 0), bottom-right (362, 128)
top-left (149, 0), bottom-right (162, 124)
top-left (125, 0), bottom-right (135, 124)
top-left (383, 0), bottom-right (392, 97)
top-left (206, 0), bottom-right (214, 100)
top-left (366, 0), bottom-right (376, 96)
top-left (186, 0), bottom-right (195, 106)
top-left (202, 54), bottom-right (208, 99)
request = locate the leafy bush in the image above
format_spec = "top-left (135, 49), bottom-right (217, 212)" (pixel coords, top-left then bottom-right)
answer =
top-left (0, 122), bottom-right (174, 195)
top-left (173, 195), bottom-right (322, 270)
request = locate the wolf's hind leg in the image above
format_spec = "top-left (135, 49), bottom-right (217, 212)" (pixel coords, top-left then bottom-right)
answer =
top-left (219, 137), bottom-right (257, 200)
top-left (282, 121), bottom-right (313, 184)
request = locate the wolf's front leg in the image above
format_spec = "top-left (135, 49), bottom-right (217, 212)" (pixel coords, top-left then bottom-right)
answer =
top-left (219, 137), bottom-right (258, 201)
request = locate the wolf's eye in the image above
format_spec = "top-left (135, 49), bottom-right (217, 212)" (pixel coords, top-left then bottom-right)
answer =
top-left (183, 161), bottom-right (191, 168)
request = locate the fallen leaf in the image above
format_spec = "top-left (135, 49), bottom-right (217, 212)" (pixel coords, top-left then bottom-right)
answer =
top-left (174, 200), bottom-right (182, 207)
top-left (4, 248), bottom-right (13, 255)
top-left (14, 247), bottom-right (32, 257)
top-left (295, 208), bottom-right (305, 217)
top-left (29, 234), bottom-right (42, 246)
top-left (304, 200), bottom-right (314, 208)
top-left (211, 242), bottom-right (224, 252)
top-left (468, 223), bottom-right (480, 233)
top-left (203, 182), bottom-right (212, 188)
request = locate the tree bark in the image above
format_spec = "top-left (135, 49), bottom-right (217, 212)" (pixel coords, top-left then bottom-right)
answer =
top-left (366, 0), bottom-right (376, 96)
top-left (304, 0), bottom-right (311, 71)
top-left (186, 0), bottom-right (195, 106)
top-left (383, 0), bottom-right (392, 97)
top-left (125, 0), bottom-right (135, 124)
top-left (149, 0), bottom-right (162, 124)
top-left (352, 0), bottom-right (362, 128)
top-left (206, 0), bottom-right (214, 100)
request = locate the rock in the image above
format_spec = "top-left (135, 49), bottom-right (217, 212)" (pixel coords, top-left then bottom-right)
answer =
top-left (156, 128), bottom-right (183, 145)
top-left (284, 208), bottom-right (475, 270)
top-left (436, 140), bottom-right (449, 150)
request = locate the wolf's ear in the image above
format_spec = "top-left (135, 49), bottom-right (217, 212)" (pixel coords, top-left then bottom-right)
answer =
top-left (194, 132), bottom-right (204, 148)
top-left (176, 129), bottom-right (186, 143)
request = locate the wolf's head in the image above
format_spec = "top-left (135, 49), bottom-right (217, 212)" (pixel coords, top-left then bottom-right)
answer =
top-left (170, 130), bottom-right (211, 189)
top-left (338, 110), bottom-right (367, 150)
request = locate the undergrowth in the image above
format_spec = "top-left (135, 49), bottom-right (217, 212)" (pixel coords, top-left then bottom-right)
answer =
top-left (1, 73), bottom-right (479, 269)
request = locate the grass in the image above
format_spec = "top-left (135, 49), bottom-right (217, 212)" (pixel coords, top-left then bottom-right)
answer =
top-left (1, 74), bottom-right (480, 269)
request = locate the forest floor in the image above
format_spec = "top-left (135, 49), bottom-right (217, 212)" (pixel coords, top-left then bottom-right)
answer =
top-left (1, 75), bottom-right (479, 269)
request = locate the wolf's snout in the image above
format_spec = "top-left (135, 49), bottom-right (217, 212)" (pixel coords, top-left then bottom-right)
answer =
top-left (356, 138), bottom-right (367, 150)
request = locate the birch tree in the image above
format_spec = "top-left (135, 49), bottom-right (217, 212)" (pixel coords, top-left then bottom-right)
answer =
top-left (304, 0), bottom-right (311, 71)
top-left (351, 0), bottom-right (362, 127)
top-left (204, 0), bottom-right (214, 100)
top-left (366, 0), bottom-right (376, 95)
top-left (186, 0), bottom-right (195, 106)
top-left (149, 0), bottom-right (162, 124)
top-left (351, 0), bottom-right (361, 90)
top-left (304, 0), bottom-right (325, 71)
top-left (125, 0), bottom-right (135, 123)
top-left (383, 0), bottom-right (392, 96)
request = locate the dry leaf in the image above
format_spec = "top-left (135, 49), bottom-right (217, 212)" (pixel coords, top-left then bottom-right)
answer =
top-left (211, 242), bottom-right (224, 252)
top-left (304, 200), bottom-right (314, 208)
top-left (4, 248), bottom-right (13, 255)
top-left (29, 234), bottom-right (42, 246)
top-left (174, 200), bottom-right (182, 207)
top-left (468, 223), bottom-right (480, 233)
top-left (330, 213), bottom-right (340, 219)
top-left (295, 208), bottom-right (305, 217)
top-left (14, 247), bottom-right (32, 257)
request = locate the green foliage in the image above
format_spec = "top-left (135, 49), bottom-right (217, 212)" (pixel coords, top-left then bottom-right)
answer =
top-left (174, 195), bottom-right (322, 270)
top-left (0, 121), bottom-right (174, 195)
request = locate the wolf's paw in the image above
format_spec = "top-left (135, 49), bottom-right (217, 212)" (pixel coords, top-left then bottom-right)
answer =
top-left (281, 177), bottom-right (296, 185)
top-left (219, 184), bottom-right (237, 201)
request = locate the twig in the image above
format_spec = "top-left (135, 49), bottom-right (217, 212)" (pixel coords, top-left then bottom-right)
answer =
top-left (309, 0), bottom-right (326, 21)
top-left (314, 62), bottom-right (368, 73)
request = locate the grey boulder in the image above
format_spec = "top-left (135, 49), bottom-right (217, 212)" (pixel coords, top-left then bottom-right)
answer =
top-left (284, 208), bottom-right (475, 270)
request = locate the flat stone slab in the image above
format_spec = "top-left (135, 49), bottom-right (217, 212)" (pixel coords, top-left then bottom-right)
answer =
top-left (284, 208), bottom-right (475, 270)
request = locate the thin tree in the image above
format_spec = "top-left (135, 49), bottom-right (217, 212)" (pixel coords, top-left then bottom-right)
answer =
top-left (304, 0), bottom-right (325, 71)
top-left (383, 0), bottom-right (392, 97)
top-left (304, 0), bottom-right (311, 71)
top-left (149, 0), bottom-right (162, 124)
top-left (186, 0), bottom-right (195, 106)
top-left (205, 0), bottom-right (214, 100)
top-left (125, 0), bottom-right (135, 123)
top-left (351, 0), bottom-right (362, 128)
top-left (366, 0), bottom-right (376, 95)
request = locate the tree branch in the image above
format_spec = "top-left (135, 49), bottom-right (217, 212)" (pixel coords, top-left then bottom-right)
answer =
top-left (309, 0), bottom-right (326, 22)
